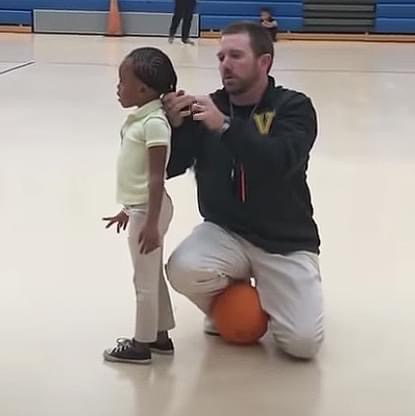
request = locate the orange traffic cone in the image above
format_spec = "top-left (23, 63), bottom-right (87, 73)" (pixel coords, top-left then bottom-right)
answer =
top-left (107, 0), bottom-right (122, 36)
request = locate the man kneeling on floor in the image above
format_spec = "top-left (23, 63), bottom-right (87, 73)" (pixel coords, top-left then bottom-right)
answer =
top-left (163, 22), bottom-right (324, 359)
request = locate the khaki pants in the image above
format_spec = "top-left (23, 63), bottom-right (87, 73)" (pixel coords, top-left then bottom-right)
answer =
top-left (126, 193), bottom-right (175, 342)
top-left (166, 222), bottom-right (324, 359)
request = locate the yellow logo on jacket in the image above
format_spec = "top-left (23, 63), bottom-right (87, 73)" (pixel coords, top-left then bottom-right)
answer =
top-left (253, 111), bottom-right (276, 135)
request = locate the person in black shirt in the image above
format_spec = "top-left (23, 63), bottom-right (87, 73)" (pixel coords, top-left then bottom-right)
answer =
top-left (260, 8), bottom-right (278, 42)
top-left (162, 22), bottom-right (323, 359)
top-left (168, 0), bottom-right (196, 45)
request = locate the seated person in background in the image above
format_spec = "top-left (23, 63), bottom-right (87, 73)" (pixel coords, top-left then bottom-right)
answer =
top-left (260, 8), bottom-right (278, 42)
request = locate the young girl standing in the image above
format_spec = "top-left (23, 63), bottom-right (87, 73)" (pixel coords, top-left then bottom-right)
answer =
top-left (103, 47), bottom-right (177, 364)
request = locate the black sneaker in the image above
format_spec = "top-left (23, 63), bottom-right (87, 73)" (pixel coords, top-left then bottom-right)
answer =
top-left (103, 338), bottom-right (152, 364)
top-left (150, 338), bottom-right (175, 355)
top-left (168, 36), bottom-right (174, 44)
top-left (182, 39), bottom-right (195, 45)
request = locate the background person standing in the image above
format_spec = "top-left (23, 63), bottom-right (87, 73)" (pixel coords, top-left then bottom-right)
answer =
top-left (168, 0), bottom-right (196, 45)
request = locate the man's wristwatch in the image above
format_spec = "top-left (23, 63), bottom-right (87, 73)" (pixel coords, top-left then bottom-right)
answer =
top-left (221, 116), bottom-right (231, 134)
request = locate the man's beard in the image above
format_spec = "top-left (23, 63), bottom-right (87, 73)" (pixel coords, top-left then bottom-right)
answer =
top-left (222, 72), bottom-right (256, 96)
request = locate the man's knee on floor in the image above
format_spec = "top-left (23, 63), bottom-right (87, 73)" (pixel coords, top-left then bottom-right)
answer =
top-left (274, 329), bottom-right (323, 360)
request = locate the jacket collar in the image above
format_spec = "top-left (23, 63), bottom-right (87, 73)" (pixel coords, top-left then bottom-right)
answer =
top-left (214, 76), bottom-right (276, 113)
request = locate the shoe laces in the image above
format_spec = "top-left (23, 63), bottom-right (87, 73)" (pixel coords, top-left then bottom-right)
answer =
top-left (111, 337), bottom-right (133, 353)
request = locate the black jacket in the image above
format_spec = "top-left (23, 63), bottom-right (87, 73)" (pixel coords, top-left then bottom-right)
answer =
top-left (167, 77), bottom-right (320, 254)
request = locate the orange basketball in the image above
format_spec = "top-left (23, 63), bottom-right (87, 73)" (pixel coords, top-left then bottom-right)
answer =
top-left (211, 282), bottom-right (269, 345)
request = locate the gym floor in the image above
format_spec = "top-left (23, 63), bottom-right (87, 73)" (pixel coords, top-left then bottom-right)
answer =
top-left (1, 33), bottom-right (414, 416)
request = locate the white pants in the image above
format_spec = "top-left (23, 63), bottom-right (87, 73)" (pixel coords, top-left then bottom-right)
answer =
top-left (126, 193), bottom-right (175, 342)
top-left (166, 222), bottom-right (324, 359)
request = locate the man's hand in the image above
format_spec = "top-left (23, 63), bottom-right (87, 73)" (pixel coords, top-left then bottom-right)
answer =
top-left (192, 96), bottom-right (225, 132)
top-left (102, 210), bottom-right (129, 233)
top-left (162, 90), bottom-right (196, 128)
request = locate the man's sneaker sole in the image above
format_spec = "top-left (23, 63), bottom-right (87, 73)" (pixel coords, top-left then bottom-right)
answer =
top-left (203, 317), bottom-right (220, 336)
top-left (103, 350), bottom-right (152, 365)
top-left (204, 329), bottom-right (220, 336)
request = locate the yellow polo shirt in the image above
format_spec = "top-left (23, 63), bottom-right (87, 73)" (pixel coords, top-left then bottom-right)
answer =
top-left (116, 99), bottom-right (171, 205)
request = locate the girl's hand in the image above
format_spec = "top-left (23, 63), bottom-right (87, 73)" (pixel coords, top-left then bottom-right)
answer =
top-left (138, 222), bottom-right (160, 254)
top-left (102, 210), bottom-right (129, 233)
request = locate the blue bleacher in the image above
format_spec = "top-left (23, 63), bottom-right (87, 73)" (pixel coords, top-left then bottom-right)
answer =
top-left (201, 15), bottom-right (302, 30)
top-left (375, 18), bottom-right (415, 33)
top-left (120, 1), bottom-right (174, 13)
top-left (0, 0), bottom-right (304, 32)
top-left (377, 0), bottom-right (415, 3)
top-left (0, 1), bottom-right (108, 11)
top-left (198, 2), bottom-right (301, 17)
top-left (375, 1), bottom-right (415, 33)
top-left (1, 0), bottom-right (414, 34)
top-left (199, 1), bottom-right (303, 30)
top-left (0, 10), bottom-right (32, 25)
top-left (377, 4), bottom-right (415, 18)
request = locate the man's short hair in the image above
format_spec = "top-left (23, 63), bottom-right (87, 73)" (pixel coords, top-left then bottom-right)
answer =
top-left (222, 21), bottom-right (274, 66)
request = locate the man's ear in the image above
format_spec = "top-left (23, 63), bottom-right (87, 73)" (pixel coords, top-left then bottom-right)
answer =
top-left (259, 53), bottom-right (273, 73)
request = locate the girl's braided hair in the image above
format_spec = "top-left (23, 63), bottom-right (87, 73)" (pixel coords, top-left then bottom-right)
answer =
top-left (126, 47), bottom-right (177, 95)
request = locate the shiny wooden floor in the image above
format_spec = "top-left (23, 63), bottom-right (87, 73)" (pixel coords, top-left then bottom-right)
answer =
top-left (1, 33), bottom-right (414, 416)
